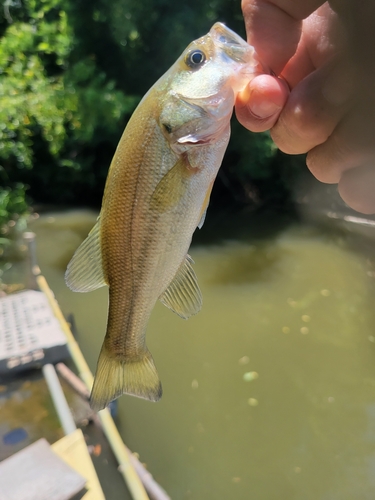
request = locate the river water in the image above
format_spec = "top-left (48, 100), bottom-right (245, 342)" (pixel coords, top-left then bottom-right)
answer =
top-left (26, 209), bottom-right (375, 500)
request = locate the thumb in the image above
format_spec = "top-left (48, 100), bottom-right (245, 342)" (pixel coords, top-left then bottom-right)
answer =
top-left (235, 74), bottom-right (289, 132)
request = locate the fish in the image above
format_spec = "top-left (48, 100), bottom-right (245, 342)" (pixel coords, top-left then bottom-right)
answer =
top-left (65, 23), bottom-right (262, 411)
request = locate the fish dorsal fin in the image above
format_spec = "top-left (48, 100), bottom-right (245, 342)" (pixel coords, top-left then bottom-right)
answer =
top-left (150, 155), bottom-right (192, 213)
top-left (159, 255), bottom-right (202, 319)
top-left (65, 217), bottom-right (107, 292)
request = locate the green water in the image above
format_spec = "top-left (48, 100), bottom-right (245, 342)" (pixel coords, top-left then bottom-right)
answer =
top-left (29, 210), bottom-right (375, 500)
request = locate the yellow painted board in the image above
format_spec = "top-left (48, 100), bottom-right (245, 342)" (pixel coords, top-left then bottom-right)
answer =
top-left (51, 428), bottom-right (105, 500)
top-left (37, 274), bottom-right (149, 500)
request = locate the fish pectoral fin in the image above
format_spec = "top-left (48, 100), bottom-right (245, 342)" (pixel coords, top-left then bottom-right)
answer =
top-left (65, 216), bottom-right (107, 292)
top-left (159, 254), bottom-right (202, 319)
top-left (150, 155), bottom-right (192, 213)
top-left (90, 344), bottom-right (162, 411)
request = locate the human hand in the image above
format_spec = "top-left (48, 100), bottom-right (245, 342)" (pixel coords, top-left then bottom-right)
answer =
top-left (236, 0), bottom-right (375, 214)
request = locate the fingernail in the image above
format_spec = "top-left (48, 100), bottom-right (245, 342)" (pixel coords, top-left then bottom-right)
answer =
top-left (249, 99), bottom-right (282, 119)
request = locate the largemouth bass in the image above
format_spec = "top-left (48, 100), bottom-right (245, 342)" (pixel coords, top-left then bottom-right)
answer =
top-left (65, 23), bottom-right (261, 411)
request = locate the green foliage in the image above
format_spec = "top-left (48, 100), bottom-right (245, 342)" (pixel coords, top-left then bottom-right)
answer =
top-left (0, 0), bottom-right (302, 216)
top-left (0, 0), bottom-right (136, 211)
top-left (0, 0), bottom-right (71, 168)
top-left (0, 183), bottom-right (28, 229)
top-left (64, 59), bottom-right (137, 145)
top-left (228, 122), bottom-right (277, 180)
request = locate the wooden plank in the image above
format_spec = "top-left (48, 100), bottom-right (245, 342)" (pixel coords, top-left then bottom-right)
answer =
top-left (37, 275), bottom-right (150, 500)
top-left (51, 429), bottom-right (105, 500)
top-left (0, 438), bottom-right (86, 500)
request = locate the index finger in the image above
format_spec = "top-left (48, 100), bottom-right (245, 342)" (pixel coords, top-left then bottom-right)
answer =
top-left (242, 0), bottom-right (325, 74)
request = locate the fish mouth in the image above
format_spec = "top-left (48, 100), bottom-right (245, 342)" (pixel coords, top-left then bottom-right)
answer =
top-left (210, 22), bottom-right (267, 76)
top-left (210, 22), bottom-right (254, 64)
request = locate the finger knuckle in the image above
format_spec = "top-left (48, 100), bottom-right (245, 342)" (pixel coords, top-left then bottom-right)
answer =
top-left (288, 103), bottom-right (331, 144)
top-left (306, 133), bottom-right (356, 184)
top-left (272, 102), bottom-right (333, 154)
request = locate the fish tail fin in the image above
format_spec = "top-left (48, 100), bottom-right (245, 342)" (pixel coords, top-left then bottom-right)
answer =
top-left (90, 344), bottom-right (162, 411)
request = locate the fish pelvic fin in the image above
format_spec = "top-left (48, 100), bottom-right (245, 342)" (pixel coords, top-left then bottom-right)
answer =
top-left (159, 254), bottom-right (202, 319)
top-left (90, 344), bottom-right (162, 411)
top-left (197, 180), bottom-right (214, 230)
top-left (65, 216), bottom-right (107, 292)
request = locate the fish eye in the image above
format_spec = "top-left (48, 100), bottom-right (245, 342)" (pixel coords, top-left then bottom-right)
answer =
top-left (185, 50), bottom-right (206, 68)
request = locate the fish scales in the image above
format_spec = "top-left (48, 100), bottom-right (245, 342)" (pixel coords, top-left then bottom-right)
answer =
top-left (65, 23), bottom-right (261, 410)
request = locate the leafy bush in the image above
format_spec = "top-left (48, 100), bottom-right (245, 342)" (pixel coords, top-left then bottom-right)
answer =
top-left (0, 183), bottom-right (28, 230)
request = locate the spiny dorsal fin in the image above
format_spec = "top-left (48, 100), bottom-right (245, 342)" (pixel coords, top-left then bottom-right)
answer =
top-left (65, 217), bottom-right (107, 292)
top-left (159, 255), bottom-right (202, 319)
top-left (150, 155), bottom-right (192, 213)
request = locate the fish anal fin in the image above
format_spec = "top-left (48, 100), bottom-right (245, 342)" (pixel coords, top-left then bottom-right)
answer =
top-left (159, 254), bottom-right (202, 319)
top-left (90, 344), bottom-right (162, 411)
top-left (150, 155), bottom-right (193, 213)
top-left (65, 217), bottom-right (107, 292)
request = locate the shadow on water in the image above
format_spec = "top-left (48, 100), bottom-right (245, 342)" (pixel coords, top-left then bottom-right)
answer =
top-left (191, 206), bottom-right (297, 287)
top-left (192, 205), bottom-right (296, 245)
top-left (204, 241), bottom-right (285, 285)
top-left (16, 207), bottom-right (375, 500)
